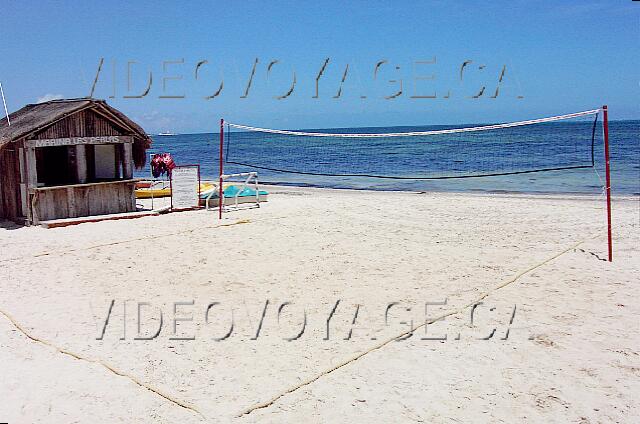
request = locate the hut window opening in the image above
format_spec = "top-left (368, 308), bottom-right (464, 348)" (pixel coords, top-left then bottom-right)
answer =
top-left (35, 143), bottom-right (127, 187)
top-left (35, 146), bottom-right (77, 187)
top-left (93, 144), bottom-right (118, 181)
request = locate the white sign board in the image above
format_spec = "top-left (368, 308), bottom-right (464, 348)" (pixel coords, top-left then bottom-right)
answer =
top-left (171, 165), bottom-right (200, 210)
top-left (28, 135), bottom-right (131, 148)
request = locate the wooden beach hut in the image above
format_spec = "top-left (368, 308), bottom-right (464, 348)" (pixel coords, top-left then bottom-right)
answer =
top-left (0, 98), bottom-right (151, 225)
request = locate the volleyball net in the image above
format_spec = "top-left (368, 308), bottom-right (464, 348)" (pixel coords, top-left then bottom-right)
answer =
top-left (223, 109), bottom-right (601, 180)
top-left (218, 107), bottom-right (613, 261)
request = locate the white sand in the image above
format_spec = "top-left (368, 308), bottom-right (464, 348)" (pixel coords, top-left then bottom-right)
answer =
top-left (1, 187), bottom-right (638, 423)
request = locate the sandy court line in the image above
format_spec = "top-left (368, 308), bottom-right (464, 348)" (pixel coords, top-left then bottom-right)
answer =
top-left (1, 189), bottom-right (637, 422)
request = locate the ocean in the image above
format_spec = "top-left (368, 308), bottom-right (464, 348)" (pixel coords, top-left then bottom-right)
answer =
top-left (138, 120), bottom-right (639, 196)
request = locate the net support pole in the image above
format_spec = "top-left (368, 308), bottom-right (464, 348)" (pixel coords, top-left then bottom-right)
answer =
top-left (219, 118), bottom-right (224, 220)
top-left (602, 105), bottom-right (612, 262)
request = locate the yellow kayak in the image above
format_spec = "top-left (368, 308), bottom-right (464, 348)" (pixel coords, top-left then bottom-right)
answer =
top-left (135, 182), bottom-right (215, 199)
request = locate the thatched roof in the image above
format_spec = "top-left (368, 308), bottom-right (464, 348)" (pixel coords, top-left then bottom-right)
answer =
top-left (0, 98), bottom-right (152, 168)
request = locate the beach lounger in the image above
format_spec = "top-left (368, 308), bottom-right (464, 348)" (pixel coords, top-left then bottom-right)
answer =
top-left (201, 184), bottom-right (268, 209)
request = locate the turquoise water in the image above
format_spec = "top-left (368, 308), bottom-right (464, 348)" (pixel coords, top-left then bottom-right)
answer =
top-left (138, 120), bottom-right (639, 195)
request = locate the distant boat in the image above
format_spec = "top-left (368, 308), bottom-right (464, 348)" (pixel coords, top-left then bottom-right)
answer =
top-left (157, 131), bottom-right (176, 136)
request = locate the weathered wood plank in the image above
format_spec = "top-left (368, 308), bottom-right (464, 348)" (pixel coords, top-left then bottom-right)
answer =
top-left (117, 183), bottom-right (127, 212)
top-left (0, 150), bottom-right (8, 218)
top-left (32, 108), bottom-right (127, 140)
top-left (129, 183), bottom-right (137, 211)
top-left (40, 210), bottom-right (159, 229)
top-left (0, 148), bottom-right (21, 220)
top-left (52, 190), bottom-right (66, 220)
top-left (18, 147), bottom-right (28, 219)
top-left (67, 187), bottom-right (77, 218)
top-left (26, 147), bottom-right (37, 189)
top-left (122, 142), bottom-right (133, 179)
top-left (0, 153), bottom-right (4, 218)
top-left (31, 193), bottom-right (39, 224)
top-left (18, 147), bottom-right (25, 183)
top-left (78, 186), bottom-right (89, 217)
top-left (20, 184), bottom-right (27, 220)
top-left (76, 145), bottom-right (87, 183)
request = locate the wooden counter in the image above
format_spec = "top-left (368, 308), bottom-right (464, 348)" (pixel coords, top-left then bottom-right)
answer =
top-left (30, 179), bottom-right (139, 223)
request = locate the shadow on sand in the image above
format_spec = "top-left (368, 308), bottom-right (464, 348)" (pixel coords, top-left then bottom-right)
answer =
top-left (0, 219), bottom-right (24, 230)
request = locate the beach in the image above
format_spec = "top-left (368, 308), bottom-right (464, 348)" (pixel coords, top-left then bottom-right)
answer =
top-left (1, 187), bottom-right (638, 423)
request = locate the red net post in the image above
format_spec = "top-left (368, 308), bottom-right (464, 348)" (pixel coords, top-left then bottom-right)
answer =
top-left (602, 105), bottom-right (612, 262)
top-left (219, 118), bottom-right (224, 220)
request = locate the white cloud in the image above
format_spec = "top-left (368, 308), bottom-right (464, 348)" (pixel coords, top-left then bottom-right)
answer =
top-left (134, 110), bottom-right (181, 133)
top-left (36, 93), bottom-right (64, 103)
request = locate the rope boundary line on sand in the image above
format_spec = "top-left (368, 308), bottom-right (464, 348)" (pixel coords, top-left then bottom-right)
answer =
top-left (0, 232), bottom-right (601, 420)
top-left (0, 218), bottom-right (262, 420)
top-left (0, 219), bottom-right (252, 264)
top-left (32, 219), bottom-right (251, 259)
top-left (0, 307), bottom-right (205, 420)
top-left (0, 217), bottom-right (286, 420)
top-left (236, 237), bottom-right (589, 417)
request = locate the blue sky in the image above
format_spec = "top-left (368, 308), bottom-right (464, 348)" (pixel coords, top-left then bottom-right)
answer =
top-left (1, 0), bottom-right (637, 132)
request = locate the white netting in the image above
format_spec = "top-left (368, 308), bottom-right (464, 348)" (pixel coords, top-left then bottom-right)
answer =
top-left (226, 109), bottom-right (601, 138)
